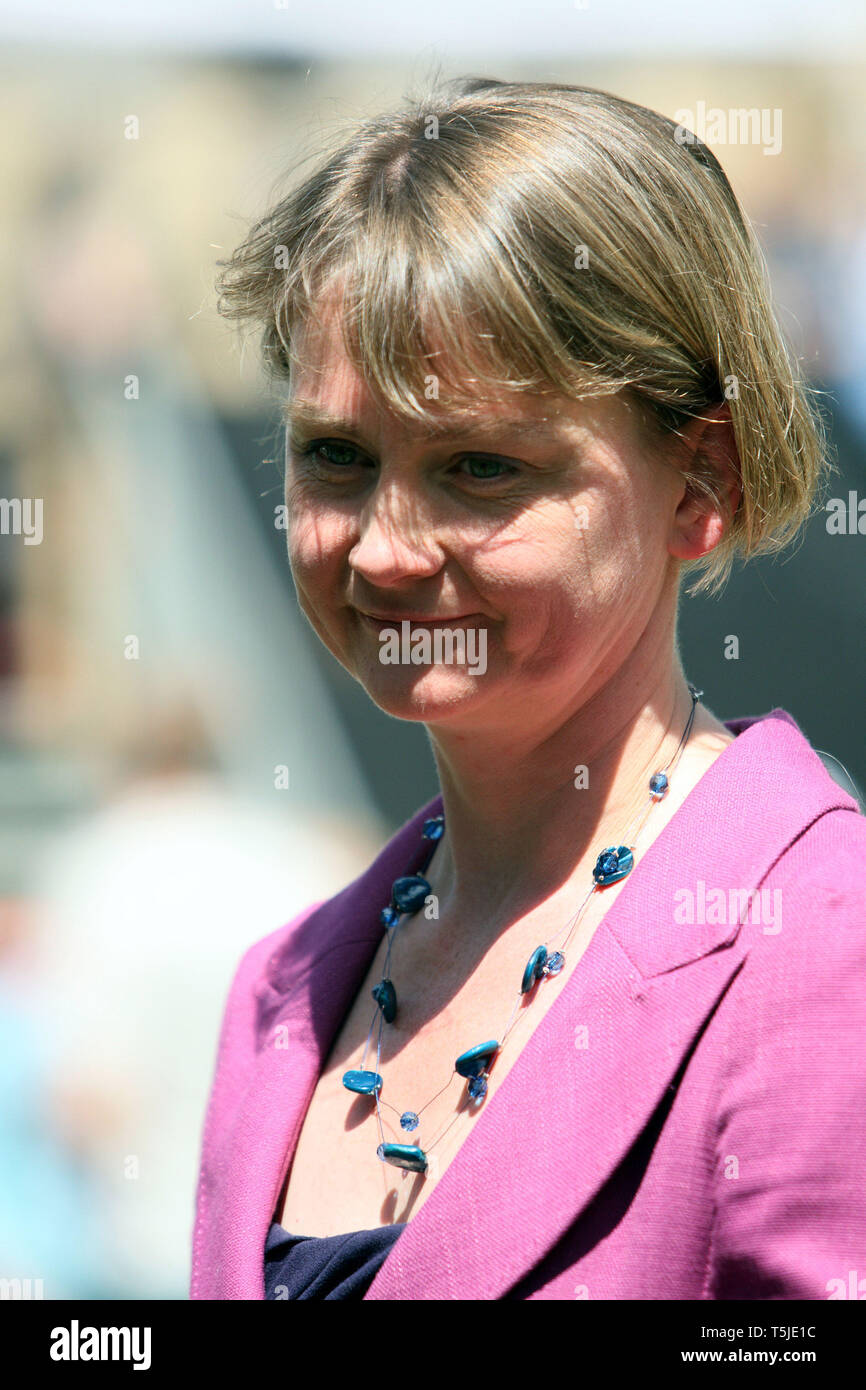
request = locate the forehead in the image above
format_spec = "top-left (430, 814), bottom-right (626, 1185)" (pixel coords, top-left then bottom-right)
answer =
top-left (287, 290), bottom-right (572, 437)
top-left (282, 397), bottom-right (570, 443)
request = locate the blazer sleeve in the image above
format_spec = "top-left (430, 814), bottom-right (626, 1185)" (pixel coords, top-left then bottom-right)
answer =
top-left (705, 815), bottom-right (866, 1300)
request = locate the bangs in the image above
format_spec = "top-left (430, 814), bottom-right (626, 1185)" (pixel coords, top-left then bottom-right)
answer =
top-left (276, 206), bottom-right (620, 427)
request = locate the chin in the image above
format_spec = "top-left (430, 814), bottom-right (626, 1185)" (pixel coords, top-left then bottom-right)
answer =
top-left (355, 663), bottom-right (491, 722)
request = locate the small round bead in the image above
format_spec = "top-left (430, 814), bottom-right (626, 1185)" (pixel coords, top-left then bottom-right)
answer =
top-left (391, 874), bottom-right (431, 915)
top-left (649, 771), bottom-right (669, 800)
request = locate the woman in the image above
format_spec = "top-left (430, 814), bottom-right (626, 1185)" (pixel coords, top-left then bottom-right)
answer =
top-left (191, 79), bottom-right (866, 1300)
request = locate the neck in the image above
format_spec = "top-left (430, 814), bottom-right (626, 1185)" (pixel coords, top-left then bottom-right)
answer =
top-left (423, 655), bottom-right (711, 929)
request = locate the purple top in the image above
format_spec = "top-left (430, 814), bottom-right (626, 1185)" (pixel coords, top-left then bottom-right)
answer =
top-left (263, 1219), bottom-right (404, 1299)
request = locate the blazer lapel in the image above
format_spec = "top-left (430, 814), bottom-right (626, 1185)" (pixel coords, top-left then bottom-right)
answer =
top-left (199, 709), bottom-right (856, 1300)
top-left (199, 798), bottom-right (442, 1299)
top-left (363, 710), bottom-right (856, 1299)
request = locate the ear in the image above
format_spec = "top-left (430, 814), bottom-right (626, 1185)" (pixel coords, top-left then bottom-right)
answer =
top-left (667, 402), bottom-right (742, 562)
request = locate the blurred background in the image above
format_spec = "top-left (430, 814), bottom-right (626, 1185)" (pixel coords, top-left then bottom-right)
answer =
top-left (0, 0), bottom-right (864, 1299)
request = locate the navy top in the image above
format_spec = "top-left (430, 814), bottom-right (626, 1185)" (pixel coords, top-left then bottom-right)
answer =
top-left (263, 1219), bottom-right (405, 1299)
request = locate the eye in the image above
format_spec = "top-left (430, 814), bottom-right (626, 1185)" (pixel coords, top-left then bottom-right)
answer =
top-left (453, 455), bottom-right (520, 484)
top-left (289, 438), bottom-right (521, 488)
top-left (290, 438), bottom-right (367, 471)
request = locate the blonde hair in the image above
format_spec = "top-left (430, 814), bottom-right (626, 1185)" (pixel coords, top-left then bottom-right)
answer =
top-left (216, 76), bottom-right (834, 596)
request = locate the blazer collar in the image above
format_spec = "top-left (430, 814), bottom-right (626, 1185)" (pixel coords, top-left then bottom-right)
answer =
top-left (203, 709), bottom-right (857, 1299)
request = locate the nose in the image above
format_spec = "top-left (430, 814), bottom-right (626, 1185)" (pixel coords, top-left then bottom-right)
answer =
top-left (348, 482), bottom-right (445, 585)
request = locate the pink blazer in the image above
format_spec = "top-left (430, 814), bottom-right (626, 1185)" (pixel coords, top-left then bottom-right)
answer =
top-left (190, 709), bottom-right (866, 1299)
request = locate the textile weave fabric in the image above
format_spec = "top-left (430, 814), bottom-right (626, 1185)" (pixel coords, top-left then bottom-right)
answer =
top-left (190, 709), bottom-right (866, 1300)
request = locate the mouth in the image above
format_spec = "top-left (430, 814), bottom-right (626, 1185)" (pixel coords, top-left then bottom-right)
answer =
top-left (357, 610), bottom-right (484, 629)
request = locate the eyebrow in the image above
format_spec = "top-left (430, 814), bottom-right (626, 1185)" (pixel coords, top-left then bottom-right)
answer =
top-left (281, 401), bottom-right (562, 442)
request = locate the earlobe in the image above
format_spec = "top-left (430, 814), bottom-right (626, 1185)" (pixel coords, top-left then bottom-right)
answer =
top-left (669, 488), bottom-right (728, 561)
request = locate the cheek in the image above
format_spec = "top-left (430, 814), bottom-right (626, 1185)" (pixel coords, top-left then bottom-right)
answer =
top-left (458, 508), bottom-right (589, 652)
top-left (471, 497), bottom-right (614, 602)
top-left (486, 490), bottom-right (660, 647)
top-left (285, 507), bottom-right (356, 659)
top-left (571, 477), bottom-right (666, 585)
top-left (287, 501), bottom-right (351, 589)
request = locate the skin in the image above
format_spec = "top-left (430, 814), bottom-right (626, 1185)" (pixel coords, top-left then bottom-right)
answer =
top-left (284, 294), bottom-right (741, 934)
top-left (276, 290), bottom-right (743, 1232)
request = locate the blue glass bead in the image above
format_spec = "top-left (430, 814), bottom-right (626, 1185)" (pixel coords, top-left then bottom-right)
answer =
top-left (422, 816), bottom-right (445, 840)
top-left (592, 844), bottom-right (635, 886)
top-left (377, 1142), bottom-right (428, 1173)
top-left (400, 1111), bottom-right (419, 1132)
top-left (372, 978), bottom-right (397, 1023)
top-left (467, 1075), bottom-right (488, 1100)
top-left (521, 944), bottom-right (548, 994)
top-left (455, 1040), bottom-right (499, 1078)
top-left (545, 951), bottom-right (565, 975)
top-left (649, 772), bottom-right (668, 800)
top-left (342, 1069), bottom-right (383, 1095)
top-left (380, 905), bottom-right (401, 928)
top-left (391, 874), bottom-right (431, 915)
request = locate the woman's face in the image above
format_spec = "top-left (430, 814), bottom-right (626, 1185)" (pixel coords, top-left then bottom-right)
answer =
top-left (284, 298), bottom-right (693, 730)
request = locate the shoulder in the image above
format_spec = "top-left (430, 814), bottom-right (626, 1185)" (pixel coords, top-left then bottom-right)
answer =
top-left (765, 803), bottom-right (866, 918)
top-left (705, 807), bottom-right (866, 1297)
top-left (727, 804), bottom-right (866, 994)
top-left (718, 706), bottom-right (866, 940)
top-left (704, 799), bottom-right (866, 1118)
top-left (707, 804), bottom-right (866, 1136)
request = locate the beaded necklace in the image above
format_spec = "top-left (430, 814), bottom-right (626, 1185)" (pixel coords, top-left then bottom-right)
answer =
top-left (342, 684), bottom-right (703, 1175)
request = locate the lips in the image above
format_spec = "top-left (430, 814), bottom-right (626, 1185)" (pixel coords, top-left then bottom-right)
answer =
top-left (359, 611), bottom-right (480, 626)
